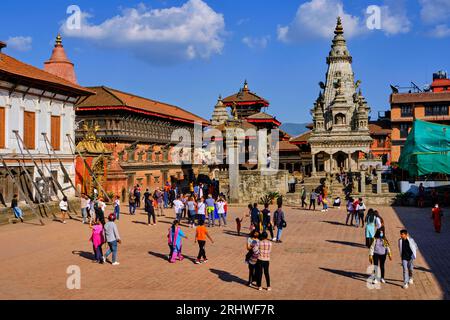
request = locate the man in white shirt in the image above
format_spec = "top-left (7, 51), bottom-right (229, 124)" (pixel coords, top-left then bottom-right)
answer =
top-left (173, 196), bottom-right (185, 221)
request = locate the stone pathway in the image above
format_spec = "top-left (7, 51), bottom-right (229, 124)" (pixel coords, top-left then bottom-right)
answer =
top-left (0, 204), bottom-right (448, 300)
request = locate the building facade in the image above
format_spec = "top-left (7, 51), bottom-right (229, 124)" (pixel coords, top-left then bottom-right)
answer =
top-left (308, 17), bottom-right (372, 174)
top-left (390, 71), bottom-right (450, 162)
top-left (75, 86), bottom-right (209, 200)
top-left (0, 38), bottom-right (93, 203)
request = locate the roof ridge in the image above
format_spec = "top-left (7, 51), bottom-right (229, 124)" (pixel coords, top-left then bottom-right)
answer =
top-left (101, 86), bottom-right (126, 105)
top-left (0, 53), bottom-right (93, 94)
top-left (103, 86), bottom-right (208, 123)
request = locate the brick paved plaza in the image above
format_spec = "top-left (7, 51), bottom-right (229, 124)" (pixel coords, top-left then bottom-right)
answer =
top-left (0, 204), bottom-right (448, 300)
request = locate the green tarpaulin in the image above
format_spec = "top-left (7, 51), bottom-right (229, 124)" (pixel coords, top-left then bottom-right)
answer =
top-left (399, 119), bottom-right (450, 176)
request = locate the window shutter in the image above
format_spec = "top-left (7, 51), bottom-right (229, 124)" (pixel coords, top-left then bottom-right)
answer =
top-left (51, 116), bottom-right (61, 151)
top-left (23, 111), bottom-right (36, 150)
top-left (0, 107), bottom-right (5, 148)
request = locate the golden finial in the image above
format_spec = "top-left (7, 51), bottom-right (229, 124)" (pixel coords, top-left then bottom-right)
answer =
top-left (243, 79), bottom-right (249, 91)
top-left (55, 34), bottom-right (63, 46)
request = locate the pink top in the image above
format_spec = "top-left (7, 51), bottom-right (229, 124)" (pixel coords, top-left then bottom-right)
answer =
top-left (90, 224), bottom-right (105, 248)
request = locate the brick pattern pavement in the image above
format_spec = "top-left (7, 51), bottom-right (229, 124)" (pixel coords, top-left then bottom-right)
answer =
top-left (0, 204), bottom-right (447, 300)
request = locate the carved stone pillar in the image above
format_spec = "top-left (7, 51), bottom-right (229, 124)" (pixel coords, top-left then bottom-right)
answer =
top-left (376, 166), bottom-right (382, 194)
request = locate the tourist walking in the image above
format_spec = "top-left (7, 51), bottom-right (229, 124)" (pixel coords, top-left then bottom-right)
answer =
top-left (369, 229), bottom-right (392, 284)
top-left (216, 197), bottom-right (227, 227)
top-left (187, 196), bottom-right (197, 228)
top-left (145, 195), bottom-right (156, 226)
top-left (431, 204), bottom-right (443, 233)
top-left (89, 220), bottom-right (105, 264)
top-left (197, 197), bottom-right (206, 225)
top-left (250, 203), bottom-right (261, 232)
top-left (113, 195), bottom-right (121, 221)
top-left (11, 194), bottom-right (24, 223)
top-left (104, 213), bottom-right (122, 266)
top-left (206, 194), bottom-right (216, 227)
top-left (309, 189), bottom-right (317, 211)
top-left (301, 186), bottom-right (307, 208)
top-left (168, 220), bottom-right (188, 263)
top-left (59, 196), bottom-right (69, 224)
top-left (365, 209), bottom-right (376, 247)
top-left (417, 183), bottom-right (425, 207)
top-left (128, 192), bottom-right (136, 215)
top-left (345, 197), bottom-right (354, 226)
top-left (95, 198), bottom-right (106, 225)
top-left (134, 185), bottom-right (142, 208)
top-left (321, 195), bottom-right (329, 212)
top-left (195, 220), bottom-right (214, 264)
top-left (81, 193), bottom-right (89, 224)
top-left (173, 195), bottom-right (185, 221)
top-left (256, 232), bottom-right (272, 291)
top-left (273, 205), bottom-right (286, 243)
top-left (355, 198), bottom-right (366, 228)
top-left (155, 188), bottom-right (164, 216)
top-left (246, 230), bottom-right (260, 286)
top-left (398, 230), bottom-right (418, 289)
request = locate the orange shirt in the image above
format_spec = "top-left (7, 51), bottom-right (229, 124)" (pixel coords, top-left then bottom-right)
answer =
top-left (196, 225), bottom-right (208, 241)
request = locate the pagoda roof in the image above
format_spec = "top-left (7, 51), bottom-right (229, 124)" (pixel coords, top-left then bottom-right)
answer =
top-left (290, 130), bottom-right (312, 145)
top-left (0, 52), bottom-right (94, 97)
top-left (278, 140), bottom-right (300, 152)
top-left (246, 112), bottom-right (281, 126)
top-left (223, 80), bottom-right (269, 107)
top-left (77, 86), bottom-right (209, 125)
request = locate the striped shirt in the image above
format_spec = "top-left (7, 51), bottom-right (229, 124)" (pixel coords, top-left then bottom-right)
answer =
top-left (258, 240), bottom-right (272, 261)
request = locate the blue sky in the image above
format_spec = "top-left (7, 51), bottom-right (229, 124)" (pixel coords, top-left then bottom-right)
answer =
top-left (1, 0), bottom-right (449, 124)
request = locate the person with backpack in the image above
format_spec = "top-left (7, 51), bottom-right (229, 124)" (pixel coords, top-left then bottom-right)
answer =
top-left (103, 213), bottom-right (122, 266)
top-left (128, 192), bottom-right (136, 215)
top-left (246, 230), bottom-right (260, 287)
top-left (250, 203), bottom-right (261, 232)
top-left (94, 199), bottom-right (106, 226)
top-left (355, 198), bottom-right (366, 228)
top-left (205, 194), bottom-right (216, 227)
top-left (365, 209), bottom-right (377, 247)
top-left (134, 185), bottom-right (141, 208)
top-left (369, 229), bottom-right (392, 285)
top-left (273, 204), bottom-right (286, 243)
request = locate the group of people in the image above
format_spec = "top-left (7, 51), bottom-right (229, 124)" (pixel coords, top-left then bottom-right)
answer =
top-left (300, 186), bottom-right (330, 212)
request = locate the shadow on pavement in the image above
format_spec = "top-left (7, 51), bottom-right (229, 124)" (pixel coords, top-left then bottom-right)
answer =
top-left (393, 206), bottom-right (450, 299)
top-left (210, 268), bottom-right (247, 285)
top-left (148, 251), bottom-right (197, 264)
top-left (223, 230), bottom-right (249, 238)
top-left (326, 240), bottom-right (367, 249)
top-left (319, 267), bottom-right (368, 283)
top-left (322, 220), bottom-right (350, 227)
top-left (72, 250), bottom-right (95, 261)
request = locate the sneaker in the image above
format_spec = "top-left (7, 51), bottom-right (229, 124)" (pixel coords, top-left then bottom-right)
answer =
top-left (409, 279), bottom-right (414, 285)
top-left (381, 278), bottom-right (386, 284)
top-left (112, 262), bottom-right (120, 266)
top-left (102, 256), bottom-right (106, 263)
top-left (195, 259), bottom-right (201, 264)
top-left (267, 287), bottom-right (272, 291)
top-left (403, 283), bottom-right (409, 289)
top-left (373, 279), bottom-right (379, 284)
top-left (258, 287), bottom-right (263, 291)
top-left (203, 259), bottom-right (208, 264)
top-left (63, 221), bottom-right (66, 224)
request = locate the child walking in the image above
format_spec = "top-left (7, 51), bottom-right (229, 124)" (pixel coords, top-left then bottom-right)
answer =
top-left (59, 196), bottom-right (69, 224)
top-left (114, 196), bottom-right (121, 220)
top-left (194, 220), bottom-right (214, 264)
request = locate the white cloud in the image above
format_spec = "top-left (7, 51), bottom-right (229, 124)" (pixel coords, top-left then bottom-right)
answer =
top-left (6, 36), bottom-right (32, 52)
top-left (419, 0), bottom-right (450, 25)
top-left (61, 0), bottom-right (225, 64)
top-left (430, 24), bottom-right (450, 38)
top-left (242, 36), bottom-right (270, 49)
top-left (379, 5), bottom-right (411, 35)
top-left (419, 0), bottom-right (450, 38)
top-left (277, 0), bottom-right (365, 43)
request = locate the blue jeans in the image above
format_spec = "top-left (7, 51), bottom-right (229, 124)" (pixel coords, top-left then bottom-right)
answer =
top-left (129, 204), bottom-right (136, 215)
top-left (114, 206), bottom-right (120, 220)
top-left (164, 193), bottom-right (169, 208)
top-left (176, 211), bottom-right (182, 221)
top-left (402, 259), bottom-right (414, 284)
top-left (81, 208), bottom-right (87, 223)
top-left (219, 213), bottom-right (227, 226)
top-left (355, 213), bottom-right (360, 227)
top-left (105, 241), bottom-right (118, 263)
top-left (276, 228), bottom-right (283, 241)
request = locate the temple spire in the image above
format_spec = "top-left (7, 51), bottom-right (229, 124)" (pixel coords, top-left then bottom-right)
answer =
top-left (44, 33), bottom-right (77, 84)
top-left (335, 16), bottom-right (344, 35)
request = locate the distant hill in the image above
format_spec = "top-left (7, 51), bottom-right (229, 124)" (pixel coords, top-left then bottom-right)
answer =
top-left (280, 123), bottom-right (310, 137)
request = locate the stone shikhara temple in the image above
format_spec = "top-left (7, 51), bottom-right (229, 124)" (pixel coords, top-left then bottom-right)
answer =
top-left (309, 17), bottom-right (372, 175)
